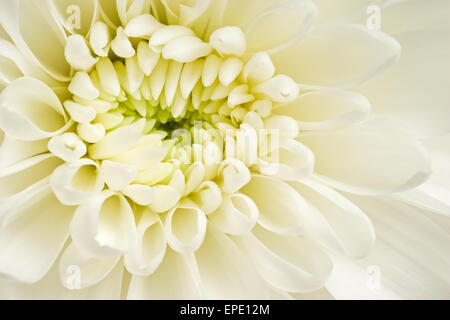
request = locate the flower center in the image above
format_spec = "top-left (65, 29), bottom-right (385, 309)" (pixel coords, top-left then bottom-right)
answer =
top-left (59, 15), bottom-right (300, 210)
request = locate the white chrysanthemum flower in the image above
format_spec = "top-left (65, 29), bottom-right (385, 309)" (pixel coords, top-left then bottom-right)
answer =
top-left (0, 0), bottom-right (449, 300)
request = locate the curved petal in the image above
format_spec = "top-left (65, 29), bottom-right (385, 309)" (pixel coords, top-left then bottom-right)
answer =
top-left (0, 131), bottom-right (48, 169)
top-left (233, 225), bottom-right (332, 293)
top-left (208, 193), bottom-right (259, 235)
top-left (0, 77), bottom-right (69, 141)
top-left (0, 254), bottom-right (124, 299)
top-left (127, 248), bottom-right (202, 299)
top-left (0, 186), bottom-right (74, 283)
top-left (49, 0), bottom-right (99, 36)
top-left (328, 196), bottom-right (450, 299)
top-left (59, 242), bottom-right (119, 289)
top-left (245, 0), bottom-right (317, 53)
top-left (298, 118), bottom-right (431, 195)
top-left (195, 224), bottom-right (269, 299)
top-left (124, 208), bottom-right (167, 276)
top-left (70, 190), bottom-right (138, 259)
top-left (358, 29), bottom-right (450, 137)
top-left (290, 179), bottom-right (375, 258)
top-left (274, 90), bottom-right (371, 131)
top-left (0, 0), bottom-right (70, 81)
top-left (50, 159), bottom-right (105, 206)
top-left (271, 24), bottom-right (401, 89)
top-left (0, 153), bottom-right (62, 199)
top-left (240, 175), bottom-right (308, 235)
top-left (164, 199), bottom-right (207, 254)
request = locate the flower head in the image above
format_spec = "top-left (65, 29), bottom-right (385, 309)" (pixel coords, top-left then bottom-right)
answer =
top-left (0, 0), bottom-right (449, 300)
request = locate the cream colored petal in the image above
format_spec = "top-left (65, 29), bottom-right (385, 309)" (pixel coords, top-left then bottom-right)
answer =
top-left (240, 175), bottom-right (308, 235)
top-left (327, 196), bottom-right (450, 299)
top-left (89, 21), bottom-right (111, 57)
top-left (190, 180), bottom-right (222, 215)
top-left (208, 193), bottom-right (258, 235)
top-left (49, 0), bottom-right (99, 36)
top-left (88, 125), bottom-right (142, 159)
top-left (124, 13), bottom-right (163, 38)
top-left (101, 160), bottom-right (138, 191)
top-left (63, 100), bottom-right (97, 124)
top-left (48, 133), bottom-right (86, 163)
top-left (0, 254), bottom-right (124, 299)
top-left (163, 35), bottom-right (212, 63)
top-left (0, 153), bottom-right (62, 199)
top-left (127, 248), bottom-right (201, 299)
top-left (0, 186), bottom-right (73, 283)
top-left (275, 90), bottom-right (371, 131)
top-left (65, 34), bottom-right (98, 71)
top-left (0, 0), bottom-right (70, 81)
top-left (358, 29), bottom-right (450, 137)
top-left (290, 179), bottom-right (375, 258)
top-left (70, 190), bottom-right (138, 259)
top-left (209, 26), bottom-right (246, 56)
top-left (0, 131), bottom-right (48, 169)
top-left (194, 224), bottom-right (269, 299)
top-left (68, 71), bottom-right (100, 100)
top-left (0, 77), bottom-right (69, 141)
top-left (50, 158), bottom-right (104, 206)
top-left (148, 184), bottom-right (181, 213)
top-left (217, 159), bottom-right (250, 194)
top-left (245, 0), bottom-right (317, 53)
top-left (122, 184), bottom-right (157, 206)
top-left (298, 118), bottom-right (431, 195)
top-left (124, 208), bottom-right (167, 276)
top-left (164, 199), bottom-right (207, 254)
top-left (234, 225), bottom-right (332, 293)
top-left (59, 242), bottom-right (119, 289)
top-left (271, 24), bottom-right (401, 88)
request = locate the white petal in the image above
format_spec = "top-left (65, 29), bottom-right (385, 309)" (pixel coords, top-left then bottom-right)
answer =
top-left (0, 186), bottom-right (73, 283)
top-left (122, 184), bottom-right (156, 206)
top-left (275, 90), bottom-right (371, 130)
top-left (164, 199), bottom-right (207, 254)
top-left (163, 36), bottom-right (212, 63)
top-left (264, 115), bottom-right (299, 139)
top-left (127, 248), bottom-right (201, 299)
top-left (50, 158), bottom-right (105, 206)
top-left (290, 179), bottom-right (375, 258)
top-left (48, 133), bottom-right (86, 163)
top-left (217, 158), bottom-right (251, 193)
top-left (218, 57), bottom-right (243, 86)
top-left (271, 24), bottom-right (401, 88)
top-left (183, 162), bottom-right (205, 196)
top-left (96, 57), bottom-right (121, 96)
top-left (243, 52), bottom-right (275, 83)
top-left (234, 225), bottom-right (332, 293)
top-left (208, 193), bottom-right (258, 235)
top-left (63, 100), bottom-right (97, 124)
top-left (209, 26), bottom-right (246, 56)
top-left (0, 77), bottom-right (68, 141)
top-left (252, 74), bottom-right (299, 103)
top-left (65, 34), bottom-right (98, 71)
top-left (245, 0), bottom-right (317, 53)
top-left (59, 242), bottom-right (119, 289)
top-left (77, 123), bottom-right (105, 143)
top-left (68, 71), bottom-right (100, 100)
top-left (259, 139), bottom-right (314, 181)
top-left (148, 185), bottom-right (181, 213)
top-left (149, 25), bottom-right (195, 49)
top-left (298, 118), bottom-right (431, 195)
top-left (358, 28), bottom-right (450, 137)
top-left (202, 54), bottom-right (222, 87)
top-left (89, 21), bottom-right (111, 57)
top-left (0, 132), bottom-right (48, 169)
top-left (111, 27), bottom-right (135, 58)
top-left (136, 41), bottom-right (160, 76)
top-left (101, 160), bottom-right (138, 191)
top-left (195, 224), bottom-right (269, 299)
top-left (0, 0), bottom-right (70, 81)
top-left (88, 125), bottom-right (142, 159)
top-left (124, 208), bottom-right (166, 276)
top-left (240, 175), bottom-right (308, 235)
top-left (0, 154), bottom-right (62, 199)
top-left (124, 13), bottom-right (163, 37)
top-left (190, 181), bottom-right (222, 214)
top-left (70, 190), bottom-right (138, 259)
